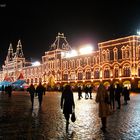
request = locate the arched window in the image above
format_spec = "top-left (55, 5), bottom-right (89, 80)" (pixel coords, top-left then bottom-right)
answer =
top-left (63, 74), bottom-right (68, 80)
top-left (121, 47), bottom-right (125, 59)
top-left (78, 72), bottom-right (83, 80)
top-left (123, 66), bottom-right (130, 77)
top-left (94, 69), bottom-right (100, 79)
top-left (106, 49), bottom-right (110, 61)
top-left (70, 73), bottom-right (75, 80)
top-left (113, 47), bottom-right (118, 61)
top-left (86, 71), bottom-right (91, 79)
top-left (104, 69), bottom-right (110, 78)
top-left (114, 68), bottom-right (119, 78)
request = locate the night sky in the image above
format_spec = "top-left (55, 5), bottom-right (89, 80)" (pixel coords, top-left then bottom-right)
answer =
top-left (0, 0), bottom-right (140, 67)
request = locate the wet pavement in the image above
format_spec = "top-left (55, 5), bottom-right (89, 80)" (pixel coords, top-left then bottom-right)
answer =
top-left (0, 91), bottom-right (140, 140)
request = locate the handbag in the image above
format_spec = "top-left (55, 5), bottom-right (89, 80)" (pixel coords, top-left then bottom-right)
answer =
top-left (71, 112), bottom-right (76, 122)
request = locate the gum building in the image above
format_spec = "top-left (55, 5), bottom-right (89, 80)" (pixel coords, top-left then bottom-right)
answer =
top-left (0, 33), bottom-right (140, 90)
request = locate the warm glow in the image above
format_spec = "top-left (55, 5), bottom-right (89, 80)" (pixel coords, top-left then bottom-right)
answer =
top-left (32, 61), bottom-right (41, 66)
top-left (64, 50), bottom-right (78, 58)
top-left (79, 44), bottom-right (93, 55)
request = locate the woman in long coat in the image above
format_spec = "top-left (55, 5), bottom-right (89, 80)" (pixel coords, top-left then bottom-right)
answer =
top-left (61, 85), bottom-right (75, 131)
top-left (96, 83), bottom-right (110, 131)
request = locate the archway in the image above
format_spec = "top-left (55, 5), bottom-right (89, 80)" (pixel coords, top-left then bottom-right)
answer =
top-left (103, 81), bottom-right (110, 89)
top-left (48, 75), bottom-right (55, 89)
top-left (123, 80), bottom-right (131, 89)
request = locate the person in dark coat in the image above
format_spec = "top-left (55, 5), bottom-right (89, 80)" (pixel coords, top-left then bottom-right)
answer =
top-left (122, 87), bottom-right (130, 105)
top-left (115, 84), bottom-right (122, 109)
top-left (36, 82), bottom-right (45, 107)
top-left (108, 84), bottom-right (115, 110)
top-left (84, 85), bottom-right (89, 99)
top-left (88, 85), bottom-right (93, 99)
top-left (60, 85), bottom-right (75, 132)
top-left (27, 84), bottom-right (36, 108)
top-left (77, 85), bottom-right (82, 99)
top-left (7, 85), bottom-right (12, 97)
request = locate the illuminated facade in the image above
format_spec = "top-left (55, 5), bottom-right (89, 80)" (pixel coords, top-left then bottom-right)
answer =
top-left (1, 33), bottom-right (140, 89)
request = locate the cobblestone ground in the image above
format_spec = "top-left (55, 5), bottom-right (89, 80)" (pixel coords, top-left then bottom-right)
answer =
top-left (0, 91), bottom-right (140, 140)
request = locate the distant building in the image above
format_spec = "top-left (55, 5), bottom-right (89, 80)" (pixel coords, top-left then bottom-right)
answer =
top-left (0, 33), bottom-right (140, 90)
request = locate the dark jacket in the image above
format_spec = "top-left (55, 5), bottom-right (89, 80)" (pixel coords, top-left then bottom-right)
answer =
top-left (61, 85), bottom-right (75, 114)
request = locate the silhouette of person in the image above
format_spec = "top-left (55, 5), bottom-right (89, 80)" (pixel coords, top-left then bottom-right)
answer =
top-left (77, 85), bottom-right (82, 99)
top-left (122, 87), bottom-right (130, 105)
top-left (115, 84), bottom-right (122, 109)
top-left (88, 85), bottom-right (93, 99)
top-left (84, 85), bottom-right (89, 99)
top-left (27, 83), bottom-right (36, 108)
top-left (60, 85), bottom-right (75, 132)
top-left (36, 82), bottom-right (45, 107)
top-left (7, 85), bottom-right (12, 97)
top-left (96, 83), bottom-right (110, 131)
top-left (108, 84), bottom-right (115, 110)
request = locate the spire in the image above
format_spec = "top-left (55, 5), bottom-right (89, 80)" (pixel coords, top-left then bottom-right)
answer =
top-left (50, 33), bottom-right (71, 51)
top-left (15, 40), bottom-right (24, 58)
top-left (7, 43), bottom-right (13, 61)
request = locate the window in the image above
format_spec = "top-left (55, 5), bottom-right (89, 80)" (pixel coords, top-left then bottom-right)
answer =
top-left (63, 74), bottom-right (68, 80)
top-left (94, 69), bottom-right (99, 79)
top-left (104, 69), bottom-right (110, 78)
top-left (86, 71), bottom-right (91, 79)
top-left (123, 67), bottom-right (130, 77)
top-left (114, 68), bottom-right (119, 78)
top-left (78, 73), bottom-right (83, 80)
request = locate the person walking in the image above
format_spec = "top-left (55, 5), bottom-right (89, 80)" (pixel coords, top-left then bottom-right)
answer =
top-left (60, 85), bottom-right (75, 132)
top-left (27, 83), bottom-right (36, 108)
top-left (115, 84), bottom-right (122, 109)
top-left (88, 85), bottom-right (93, 99)
top-left (122, 87), bottom-right (130, 105)
top-left (96, 83), bottom-right (110, 131)
top-left (36, 82), bottom-right (45, 107)
top-left (84, 85), bottom-right (89, 99)
top-left (108, 84), bottom-right (115, 110)
top-left (77, 85), bottom-right (82, 99)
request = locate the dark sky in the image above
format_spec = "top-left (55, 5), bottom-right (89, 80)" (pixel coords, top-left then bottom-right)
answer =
top-left (0, 0), bottom-right (140, 66)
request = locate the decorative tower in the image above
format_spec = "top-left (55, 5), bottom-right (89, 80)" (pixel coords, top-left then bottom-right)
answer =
top-left (6, 43), bottom-right (14, 62)
top-left (15, 40), bottom-right (24, 58)
top-left (50, 33), bottom-right (71, 51)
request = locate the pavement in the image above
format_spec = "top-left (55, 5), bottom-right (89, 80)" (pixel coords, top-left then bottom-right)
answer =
top-left (0, 91), bottom-right (140, 140)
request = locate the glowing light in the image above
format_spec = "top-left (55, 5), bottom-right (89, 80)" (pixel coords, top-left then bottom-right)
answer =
top-left (79, 44), bottom-right (93, 55)
top-left (65, 50), bottom-right (78, 58)
top-left (137, 30), bottom-right (140, 35)
top-left (32, 61), bottom-right (41, 66)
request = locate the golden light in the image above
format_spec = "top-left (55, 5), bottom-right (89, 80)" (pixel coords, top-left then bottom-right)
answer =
top-left (65, 50), bottom-right (78, 58)
top-left (131, 77), bottom-right (134, 80)
top-left (32, 61), bottom-right (41, 66)
top-left (79, 44), bottom-right (93, 55)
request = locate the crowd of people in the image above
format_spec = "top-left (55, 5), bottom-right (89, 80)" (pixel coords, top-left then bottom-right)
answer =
top-left (61, 83), bottom-right (130, 132)
top-left (0, 82), bottom-right (130, 133)
top-left (27, 82), bottom-right (46, 108)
